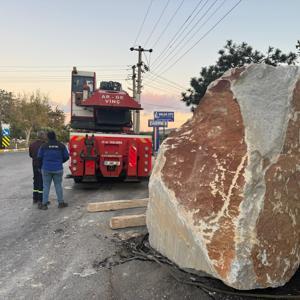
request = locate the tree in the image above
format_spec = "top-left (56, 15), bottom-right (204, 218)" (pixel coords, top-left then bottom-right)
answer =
top-left (16, 91), bottom-right (51, 145)
top-left (0, 89), bottom-right (15, 124)
top-left (46, 106), bottom-right (69, 142)
top-left (0, 90), bottom-right (25, 140)
top-left (0, 89), bottom-right (69, 146)
top-left (182, 40), bottom-right (298, 108)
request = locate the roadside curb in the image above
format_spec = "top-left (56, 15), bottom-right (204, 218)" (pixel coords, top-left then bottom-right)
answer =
top-left (0, 148), bottom-right (28, 153)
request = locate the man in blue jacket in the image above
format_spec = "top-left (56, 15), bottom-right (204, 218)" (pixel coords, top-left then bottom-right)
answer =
top-left (38, 131), bottom-right (69, 210)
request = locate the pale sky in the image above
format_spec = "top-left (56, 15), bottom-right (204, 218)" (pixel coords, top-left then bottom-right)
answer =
top-left (0, 0), bottom-right (299, 130)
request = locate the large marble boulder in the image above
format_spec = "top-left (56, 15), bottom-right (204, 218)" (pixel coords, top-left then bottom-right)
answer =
top-left (146, 64), bottom-right (300, 290)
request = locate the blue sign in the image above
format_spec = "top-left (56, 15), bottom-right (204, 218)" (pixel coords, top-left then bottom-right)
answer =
top-left (154, 111), bottom-right (174, 122)
top-left (2, 128), bottom-right (10, 136)
top-left (148, 119), bottom-right (168, 127)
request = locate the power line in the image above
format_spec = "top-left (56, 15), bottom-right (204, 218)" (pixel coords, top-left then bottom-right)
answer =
top-left (0, 78), bottom-right (128, 82)
top-left (151, 0), bottom-right (186, 49)
top-left (151, 0), bottom-right (207, 67)
top-left (151, 0), bottom-right (243, 77)
top-left (143, 100), bottom-right (184, 110)
top-left (0, 69), bottom-right (129, 72)
top-left (0, 75), bottom-right (129, 80)
top-left (144, 82), bottom-right (175, 94)
top-left (143, 81), bottom-right (182, 95)
top-left (144, 73), bottom-right (184, 92)
top-left (144, 0), bottom-right (171, 47)
top-left (147, 71), bottom-right (186, 90)
top-left (0, 72), bottom-right (130, 76)
top-left (151, 0), bottom-right (219, 73)
top-left (144, 78), bottom-right (183, 93)
top-left (0, 75), bottom-right (130, 80)
top-left (133, 0), bottom-right (154, 46)
top-left (152, 0), bottom-right (227, 79)
top-left (144, 72), bottom-right (184, 91)
top-left (0, 65), bottom-right (127, 68)
top-left (143, 52), bottom-right (150, 67)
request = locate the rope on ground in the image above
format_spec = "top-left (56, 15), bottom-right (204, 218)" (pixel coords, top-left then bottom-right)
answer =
top-left (121, 234), bottom-right (300, 300)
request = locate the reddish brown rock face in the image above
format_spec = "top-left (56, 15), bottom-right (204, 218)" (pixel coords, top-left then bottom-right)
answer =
top-left (162, 76), bottom-right (247, 278)
top-left (251, 80), bottom-right (300, 287)
top-left (146, 64), bottom-right (300, 289)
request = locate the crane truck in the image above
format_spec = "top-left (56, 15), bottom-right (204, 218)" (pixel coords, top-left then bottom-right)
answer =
top-left (68, 67), bottom-right (152, 183)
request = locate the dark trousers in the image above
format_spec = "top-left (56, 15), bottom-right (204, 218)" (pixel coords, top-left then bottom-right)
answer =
top-left (33, 167), bottom-right (43, 202)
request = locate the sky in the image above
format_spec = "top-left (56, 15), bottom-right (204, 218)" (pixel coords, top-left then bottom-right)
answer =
top-left (0, 0), bottom-right (299, 130)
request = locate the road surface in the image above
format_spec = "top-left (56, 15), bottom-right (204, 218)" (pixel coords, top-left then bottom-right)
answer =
top-left (2, 152), bottom-right (298, 300)
top-left (0, 152), bottom-right (210, 300)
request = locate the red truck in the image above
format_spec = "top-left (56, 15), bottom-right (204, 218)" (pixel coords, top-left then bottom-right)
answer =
top-left (69, 67), bottom-right (152, 183)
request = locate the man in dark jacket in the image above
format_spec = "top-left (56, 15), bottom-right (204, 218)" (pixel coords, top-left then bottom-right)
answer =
top-left (29, 131), bottom-right (45, 204)
top-left (38, 131), bottom-right (69, 210)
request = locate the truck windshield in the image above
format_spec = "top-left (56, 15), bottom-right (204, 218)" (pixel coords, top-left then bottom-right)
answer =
top-left (95, 108), bottom-right (131, 126)
top-left (72, 75), bottom-right (94, 93)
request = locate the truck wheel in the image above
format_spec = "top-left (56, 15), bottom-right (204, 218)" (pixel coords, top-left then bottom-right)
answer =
top-left (73, 176), bottom-right (83, 183)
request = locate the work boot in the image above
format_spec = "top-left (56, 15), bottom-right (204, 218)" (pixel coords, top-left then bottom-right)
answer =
top-left (58, 202), bottom-right (68, 209)
top-left (38, 203), bottom-right (48, 210)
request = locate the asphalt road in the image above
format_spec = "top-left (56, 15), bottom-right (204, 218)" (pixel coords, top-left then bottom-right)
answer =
top-left (0, 152), bottom-right (210, 300)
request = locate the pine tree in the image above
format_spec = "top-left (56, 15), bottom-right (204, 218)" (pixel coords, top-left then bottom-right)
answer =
top-left (182, 40), bottom-right (298, 108)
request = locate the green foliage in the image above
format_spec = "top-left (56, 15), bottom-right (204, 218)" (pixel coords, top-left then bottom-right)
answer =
top-left (46, 106), bottom-right (69, 142)
top-left (182, 40), bottom-right (299, 107)
top-left (0, 89), bottom-right (15, 123)
top-left (0, 90), bottom-right (68, 145)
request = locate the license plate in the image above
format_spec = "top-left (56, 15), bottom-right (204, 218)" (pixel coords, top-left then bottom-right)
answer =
top-left (104, 161), bottom-right (120, 166)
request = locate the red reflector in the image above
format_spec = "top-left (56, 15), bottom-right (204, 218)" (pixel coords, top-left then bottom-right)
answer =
top-left (129, 145), bottom-right (137, 167)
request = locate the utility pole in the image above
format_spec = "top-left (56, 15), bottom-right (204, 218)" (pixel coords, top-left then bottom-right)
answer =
top-left (130, 46), bottom-right (152, 133)
top-left (132, 65), bottom-right (137, 132)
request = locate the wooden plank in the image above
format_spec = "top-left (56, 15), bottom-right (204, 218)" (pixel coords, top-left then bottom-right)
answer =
top-left (87, 198), bottom-right (148, 212)
top-left (109, 214), bottom-right (146, 230)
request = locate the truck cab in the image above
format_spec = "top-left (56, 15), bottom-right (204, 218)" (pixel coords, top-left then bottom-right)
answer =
top-left (70, 67), bottom-right (140, 133)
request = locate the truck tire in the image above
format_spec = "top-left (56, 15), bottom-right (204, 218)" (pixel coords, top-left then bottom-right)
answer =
top-left (73, 176), bottom-right (83, 183)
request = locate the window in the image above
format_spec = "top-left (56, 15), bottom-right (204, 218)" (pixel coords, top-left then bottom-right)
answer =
top-left (72, 76), bottom-right (94, 93)
top-left (95, 109), bottom-right (131, 126)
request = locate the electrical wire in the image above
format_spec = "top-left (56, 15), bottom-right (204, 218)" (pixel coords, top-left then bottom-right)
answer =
top-left (146, 71), bottom-right (186, 90)
top-left (143, 76), bottom-right (184, 94)
top-left (151, 0), bottom-right (186, 49)
top-left (152, 0), bottom-right (228, 80)
top-left (150, 0), bottom-right (243, 78)
top-left (144, 75), bottom-right (184, 93)
top-left (0, 69), bottom-right (129, 72)
top-left (144, 0), bottom-right (171, 47)
top-left (133, 0), bottom-right (154, 46)
top-left (151, 0), bottom-right (207, 67)
top-left (151, 0), bottom-right (220, 73)
top-left (0, 65), bottom-right (127, 68)
top-left (143, 52), bottom-right (150, 68)
top-left (143, 81), bottom-right (182, 95)
top-left (143, 101), bottom-right (184, 110)
top-left (144, 82), bottom-right (176, 94)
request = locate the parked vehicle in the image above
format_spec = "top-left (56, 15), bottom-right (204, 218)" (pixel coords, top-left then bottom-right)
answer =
top-left (69, 67), bottom-right (152, 183)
